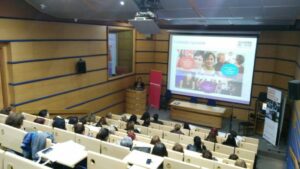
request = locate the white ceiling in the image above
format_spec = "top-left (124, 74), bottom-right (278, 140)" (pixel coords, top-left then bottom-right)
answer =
top-left (25, 0), bottom-right (300, 26)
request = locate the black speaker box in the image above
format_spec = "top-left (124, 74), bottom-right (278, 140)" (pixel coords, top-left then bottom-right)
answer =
top-left (258, 92), bottom-right (267, 102)
top-left (288, 80), bottom-right (300, 100)
top-left (76, 59), bottom-right (86, 74)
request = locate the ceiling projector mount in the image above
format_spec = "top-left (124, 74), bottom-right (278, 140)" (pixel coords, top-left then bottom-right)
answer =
top-left (130, 0), bottom-right (162, 34)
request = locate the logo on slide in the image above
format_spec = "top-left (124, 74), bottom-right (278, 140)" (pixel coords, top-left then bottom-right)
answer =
top-left (221, 64), bottom-right (239, 77)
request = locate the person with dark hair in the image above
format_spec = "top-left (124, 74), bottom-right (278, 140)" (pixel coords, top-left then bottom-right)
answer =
top-left (0, 107), bottom-right (13, 115)
top-left (170, 124), bottom-right (184, 135)
top-left (151, 114), bottom-right (163, 125)
top-left (38, 109), bottom-right (49, 118)
top-left (205, 128), bottom-right (218, 143)
top-left (5, 112), bottom-right (24, 128)
top-left (187, 136), bottom-right (206, 153)
top-left (34, 118), bottom-right (45, 125)
top-left (68, 116), bottom-right (79, 125)
top-left (127, 130), bottom-right (136, 140)
top-left (96, 128), bottom-right (109, 141)
top-left (202, 150), bottom-right (213, 160)
top-left (126, 121), bottom-right (140, 133)
top-left (172, 143), bottom-right (184, 153)
top-left (142, 118), bottom-right (151, 127)
top-left (235, 55), bottom-right (245, 73)
top-left (152, 143), bottom-right (168, 157)
top-left (52, 116), bottom-right (66, 130)
top-left (202, 52), bottom-right (216, 76)
top-left (193, 50), bottom-right (204, 69)
top-left (214, 53), bottom-right (229, 71)
top-left (79, 116), bottom-right (87, 125)
top-left (95, 117), bottom-right (108, 127)
top-left (128, 114), bottom-right (140, 125)
top-left (183, 122), bottom-right (191, 130)
top-left (121, 115), bottom-right (128, 122)
top-left (229, 153), bottom-right (239, 160)
top-left (150, 135), bottom-right (161, 145)
top-left (74, 123), bottom-right (85, 135)
top-left (140, 111), bottom-right (150, 121)
top-left (222, 131), bottom-right (238, 147)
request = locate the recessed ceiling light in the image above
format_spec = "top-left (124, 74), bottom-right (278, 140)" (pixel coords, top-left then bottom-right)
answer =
top-left (120, 1), bottom-right (125, 6)
top-left (40, 4), bottom-right (47, 9)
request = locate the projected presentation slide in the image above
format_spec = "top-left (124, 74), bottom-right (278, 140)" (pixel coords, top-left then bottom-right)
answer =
top-left (168, 34), bottom-right (258, 104)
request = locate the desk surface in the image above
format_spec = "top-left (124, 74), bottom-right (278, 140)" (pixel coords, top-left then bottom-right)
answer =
top-left (170, 100), bottom-right (226, 115)
top-left (123, 150), bottom-right (164, 169)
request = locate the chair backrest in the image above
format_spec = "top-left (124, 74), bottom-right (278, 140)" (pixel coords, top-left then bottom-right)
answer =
top-left (217, 136), bottom-right (226, 144)
top-left (181, 128), bottom-right (190, 135)
top-left (239, 142), bottom-right (258, 153)
top-left (164, 131), bottom-right (180, 142)
top-left (109, 134), bottom-right (123, 144)
top-left (65, 124), bottom-right (74, 132)
top-left (106, 119), bottom-right (121, 128)
top-left (53, 128), bottom-right (76, 143)
top-left (160, 125), bottom-right (173, 132)
top-left (22, 112), bottom-right (37, 122)
top-left (149, 123), bottom-right (161, 129)
top-left (215, 143), bottom-right (234, 155)
top-left (179, 134), bottom-right (193, 145)
top-left (112, 114), bottom-right (122, 120)
top-left (115, 131), bottom-right (127, 137)
top-left (167, 149), bottom-right (184, 161)
top-left (101, 141), bottom-right (130, 159)
top-left (22, 120), bottom-right (53, 133)
top-left (135, 125), bottom-right (148, 135)
top-left (4, 151), bottom-right (51, 169)
top-left (0, 149), bottom-right (4, 169)
top-left (194, 127), bottom-right (210, 134)
top-left (135, 134), bottom-right (151, 143)
top-left (148, 128), bottom-right (163, 138)
top-left (164, 157), bottom-right (201, 169)
top-left (214, 161), bottom-right (242, 169)
top-left (87, 151), bottom-right (127, 169)
top-left (184, 151), bottom-right (214, 169)
top-left (0, 123), bottom-right (26, 153)
top-left (190, 130), bottom-right (207, 140)
top-left (222, 159), bottom-right (236, 165)
top-left (160, 120), bottom-right (172, 126)
top-left (0, 114), bottom-right (7, 124)
top-left (212, 151), bottom-right (229, 159)
top-left (202, 140), bottom-right (215, 151)
top-left (75, 134), bottom-right (101, 153)
top-left (84, 125), bottom-right (100, 137)
top-left (164, 141), bottom-right (175, 150)
top-left (235, 148), bottom-right (256, 161)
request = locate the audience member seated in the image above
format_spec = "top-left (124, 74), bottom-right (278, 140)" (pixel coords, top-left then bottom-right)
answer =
top-left (222, 130), bottom-right (238, 147)
top-left (79, 116), bottom-right (87, 125)
top-left (52, 116), bottom-right (66, 130)
top-left (152, 143), bottom-right (168, 157)
top-left (202, 150), bottom-right (216, 160)
top-left (235, 159), bottom-right (247, 168)
top-left (140, 111), bottom-right (150, 120)
top-left (120, 136), bottom-right (133, 149)
top-left (172, 143), bottom-right (184, 153)
top-left (38, 109), bottom-right (49, 118)
top-left (127, 130), bottom-right (136, 140)
top-left (187, 136), bottom-right (206, 153)
top-left (142, 118), bottom-right (151, 127)
top-left (106, 112), bottom-right (112, 119)
top-left (170, 124), bottom-right (184, 135)
top-left (121, 115), bottom-right (128, 122)
top-left (150, 135), bottom-right (161, 145)
top-left (96, 128), bottom-right (110, 141)
top-left (74, 123), bottom-right (85, 134)
top-left (0, 107), bottom-right (13, 115)
top-left (126, 121), bottom-right (140, 133)
top-left (86, 113), bottom-right (96, 124)
top-left (5, 112), bottom-right (24, 129)
top-left (229, 153), bottom-right (239, 160)
top-left (128, 114), bottom-right (140, 125)
top-left (96, 117), bottom-right (108, 127)
top-left (205, 128), bottom-right (218, 143)
top-left (183, 122), bottom-right (191, 130)
top-left (151, 114), bottom-right (163, 125)
top-left (67, 116), bottom-right (79, 125)
top-left (33, 117), bottom-right (45, 125)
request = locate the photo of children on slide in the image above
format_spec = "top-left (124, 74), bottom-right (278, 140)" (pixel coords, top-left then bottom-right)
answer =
top-left (175, 49), bottom-right (244, 96)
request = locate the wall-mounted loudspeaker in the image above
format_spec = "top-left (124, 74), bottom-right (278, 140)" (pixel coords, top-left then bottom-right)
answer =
top-left (288, 80), bottom-right (300, 100)
top-left (76, 58), bottom-right (86, 74)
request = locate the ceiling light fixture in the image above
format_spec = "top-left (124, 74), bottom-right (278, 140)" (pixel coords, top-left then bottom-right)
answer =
top-left (120, 1), bottom-right (125, 6)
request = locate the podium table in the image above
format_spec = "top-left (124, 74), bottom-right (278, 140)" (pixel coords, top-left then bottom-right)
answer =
top-left (170, 100), bottom-right (226, 128)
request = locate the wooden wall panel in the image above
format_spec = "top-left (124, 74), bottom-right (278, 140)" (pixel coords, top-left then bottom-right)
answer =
top-left (136, 52), bottom-right (154, 62)
top-left (136, 64), bottom-right (153, 74)
top-left (254, 58), bottom-right (275, 71)
top-left (153, 64), bottom-right (168, 74)
top-left (95, 103), bottom-right (125, 116)
top-left (14, 70), bottom-right (107, 103)
top-left (11, 56), bottom-right (106, 83)
top-left (256, 45), bottom-right (298, 61)
top-left (253, 72), bottom-right (273, 85)
top-left (259, 31), bottom-right (300, 45)
top-left (17, 76), bottom-right (135, 110)
top-left (0, 19), bottom-right (106, 40)
top-left (154, 53), bottom-right (168, 63)
top-left (155, 41), bottom-right (169, 52)
top-left (10, 41), bottom-right (107, 61)
top-left (136, 41), bottom-right (155, 51)
top-left (153, 31), bottom-right (169, 40)
top-left (274, 61), bottom-right (296, 76)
